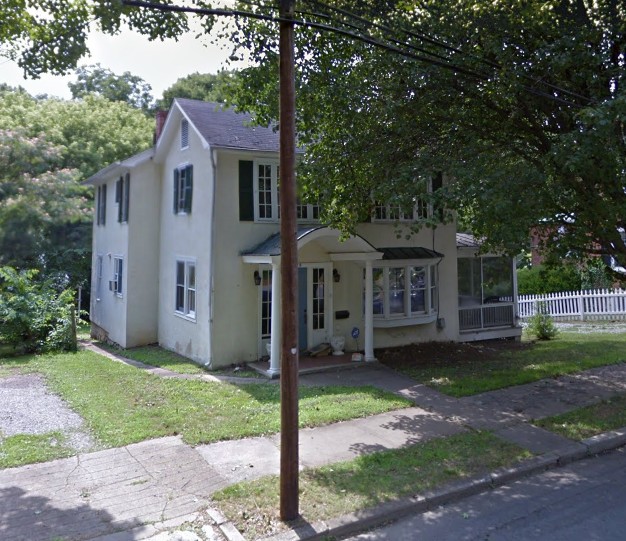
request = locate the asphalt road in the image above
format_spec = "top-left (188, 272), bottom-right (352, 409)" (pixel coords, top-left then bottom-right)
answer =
top-left (343, 447), bottom-right (626, 541)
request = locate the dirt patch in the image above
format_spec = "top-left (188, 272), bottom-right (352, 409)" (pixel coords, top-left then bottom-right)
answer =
top-left (376, 339), bottom-right (531, 370)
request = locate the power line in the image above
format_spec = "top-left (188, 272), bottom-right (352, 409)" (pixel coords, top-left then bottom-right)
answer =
top-left (121, 0), bottom-right (587, 108)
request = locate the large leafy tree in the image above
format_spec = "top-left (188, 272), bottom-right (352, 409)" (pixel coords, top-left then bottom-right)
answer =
top-left (69, 63), bottom-right (154, 112)
top-left (156, 70), bottom-right (239, 109)
top-left (0, 88), bottom-right (153, 288)
top-left (223, 0), bottom-right (626, 270)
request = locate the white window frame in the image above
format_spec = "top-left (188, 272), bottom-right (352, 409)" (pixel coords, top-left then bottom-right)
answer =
top-left (175, 258), bottom-right (196, 321)
top-left (372, 179), bottom-right (432, 223)
top-left (174, 164), bottom-right (193, 215)
top-left (253, 159), bottom-right (320, 223)
top-left (96, 254), bottom-right (103, 301)
top-left (370, 261), bottom-right (438, 327)
top-left (111, 256), bottom-right (123, 297)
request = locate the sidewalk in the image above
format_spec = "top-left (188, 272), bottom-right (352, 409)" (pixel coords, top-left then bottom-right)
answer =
top-left (1, 347), bottom-right (625, 541)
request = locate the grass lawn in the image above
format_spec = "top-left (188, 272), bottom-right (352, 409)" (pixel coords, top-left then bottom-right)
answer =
top-left (94, 343), bottom-right (211, 375)
top-left (388, 332), bottom-right (626, 397)
top-left (0, 349), bottom-right (411, 463)
top-left (535, 393), bottom-right (626, 440)
top-left (213, 431), bottom-right (531, 540)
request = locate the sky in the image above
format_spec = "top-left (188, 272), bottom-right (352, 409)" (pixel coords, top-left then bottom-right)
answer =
top-left (0, 18), bottom-right (237, 101)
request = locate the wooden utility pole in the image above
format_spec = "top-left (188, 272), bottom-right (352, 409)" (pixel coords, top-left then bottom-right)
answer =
top-left (278, 0), bottom-right (299, 522)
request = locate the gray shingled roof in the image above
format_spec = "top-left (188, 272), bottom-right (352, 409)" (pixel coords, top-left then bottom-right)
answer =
top-left (242, 227), bottom-right (322, 256)
top-left (456, 233), bottom-right (480, 248)
top-left (175, 98), bottom-right (282, 152)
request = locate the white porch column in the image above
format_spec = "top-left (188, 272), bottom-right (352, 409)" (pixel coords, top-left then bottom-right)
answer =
top-left (364, 260), bottom-right (376, 361)
top-left (268, 261), bottom-right (282, 376)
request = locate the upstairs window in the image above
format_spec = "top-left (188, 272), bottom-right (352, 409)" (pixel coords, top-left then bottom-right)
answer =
top-left (373, 199), bottom-right (428, 222)
top-left (115, 173), bottom-right (130, 223)
top-left (176, 258), bottom-right (196, 319)
top-left (173, 164), bottom-right (193, 214)
top-left (96, 184), bottom-right (107, 225)
top-left (181, 119), bottom-right (189, 149)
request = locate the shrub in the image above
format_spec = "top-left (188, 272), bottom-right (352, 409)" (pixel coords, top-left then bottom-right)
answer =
top-left (526, 303), bottom-right (558, 340)
top-left (517, 264), bottom-right (581, 295)
top-left (0, 266), bottom-right (77, 353)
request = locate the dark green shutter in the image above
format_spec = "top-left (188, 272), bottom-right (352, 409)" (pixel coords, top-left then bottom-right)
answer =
top-left (117, 176), bottom-right (124, 222)
top-left (123, 173), bottom-right (130, 222)
top-left (173, 169), bottom-right (180, 213)
top-left (101, 184), bottom-right (107, 225)
top-left (239, 160), bottom-right (254, 221)
top-left (184, 165), bottom-right (193, 214)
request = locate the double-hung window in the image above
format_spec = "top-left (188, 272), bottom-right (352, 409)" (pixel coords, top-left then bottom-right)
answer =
top-left (175, 259), bottom-right (196, 320)
top-left (115, 173), bottom-right (130, 223)
top-left (370, 263), bottom-right (438, 326)
top-left (173, 164), bottom-right (193, 214)
top-left (373, 198), bottom-right (429, 222)
top-left (111, 256), bottom-right (123, 296)
top-left (96, 184), bottom-right (107, 225)
top-left (255, 162), bottom-right (279, 221)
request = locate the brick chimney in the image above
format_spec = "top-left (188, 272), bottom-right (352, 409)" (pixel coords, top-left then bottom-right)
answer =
top-left (154, 109), bottom-right (169, 143)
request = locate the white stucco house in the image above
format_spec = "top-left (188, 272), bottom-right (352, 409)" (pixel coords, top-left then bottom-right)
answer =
top-left (86, 98), bottom-right (521, 373)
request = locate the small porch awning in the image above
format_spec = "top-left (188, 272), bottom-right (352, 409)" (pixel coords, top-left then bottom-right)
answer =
top-left (378, 247), bottom-right (443, 260)
top-left (241, 226), bottom-right (383, 264)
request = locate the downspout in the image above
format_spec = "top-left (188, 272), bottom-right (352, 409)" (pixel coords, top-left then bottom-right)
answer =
top-left (207, 147), bottom-right (218, 368)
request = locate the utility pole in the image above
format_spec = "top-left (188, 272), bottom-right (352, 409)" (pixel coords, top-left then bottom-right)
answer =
top-left (278, 0), bottom-right (299, 522)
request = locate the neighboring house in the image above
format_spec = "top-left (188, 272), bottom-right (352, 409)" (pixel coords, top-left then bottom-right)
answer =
top-left (86, 99), bottom-right (521, 373)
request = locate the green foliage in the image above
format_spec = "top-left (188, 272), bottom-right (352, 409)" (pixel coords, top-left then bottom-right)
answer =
top-left (0, 0), bottom-right (195, 78)
top-left (517, 264), bottom-right (581, 295)
top-left (0, 88), bottom-right (153, 288)
top-left (227, 1), bottom-right (626, 261)
top-left (0, 267), bottom-right (77, 353)
top-left (526, 305), bottom-right (558, 341)
top-left (156, 70), bottom-right (239, 110)
top-left (579, 258), bottom-right (614, 290)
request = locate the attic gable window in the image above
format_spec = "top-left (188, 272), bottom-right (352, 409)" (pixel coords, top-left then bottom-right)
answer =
top-left (181, 119), bottom-right (189, 149)
top-left (173, 164), bottom-right (193, 214)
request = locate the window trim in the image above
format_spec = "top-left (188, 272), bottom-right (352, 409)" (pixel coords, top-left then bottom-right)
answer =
top-left (253, 159), bottom-right (320, 223)
top-left (175, 257), bottom-right (197, 321)
top-left (173, 164), bottom-right (193, 215)
top-left (370, 260), bottom-right (438, 327)
top-left (372, 179), bottom-right (433, 223)
top-left (111, 256), bottom-right (123, 297)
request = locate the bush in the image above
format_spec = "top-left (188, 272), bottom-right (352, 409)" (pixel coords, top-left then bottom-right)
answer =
top-left (525, 303), bottom-right (558, 340)
top-left (0, 266), bottom-right (77, 353)
top-left (517, 264), bottom-right (581, 295)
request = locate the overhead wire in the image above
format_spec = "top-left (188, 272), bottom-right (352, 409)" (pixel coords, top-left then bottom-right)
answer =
top-left (121, 0), bottom-right (589, 108)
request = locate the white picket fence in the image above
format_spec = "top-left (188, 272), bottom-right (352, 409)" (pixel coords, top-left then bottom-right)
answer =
top-left (518, 289), bottom-right (626, 321)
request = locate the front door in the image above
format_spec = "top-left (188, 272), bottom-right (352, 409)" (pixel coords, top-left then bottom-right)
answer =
top-left (309, 266), bottom-right (329, 346)
top-left (298, 267), bottom-right (308, 351)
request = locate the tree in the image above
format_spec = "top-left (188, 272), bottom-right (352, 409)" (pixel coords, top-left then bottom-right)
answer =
top-left (0, 266), bottom-right (77, 353)
top-left (0, 88), bottom-right (153, 290)
top-left (69, 63), bottom-right (154, 112)
top-left (224, 1), bottom-right (626, 271)
top-left (156, 70), bottom-right (239, 109)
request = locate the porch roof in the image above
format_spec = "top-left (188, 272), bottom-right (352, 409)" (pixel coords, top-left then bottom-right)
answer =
top-left (378, 247), bottom-right (443, 260)
top-left (241, 226), bottom-right (382, 263)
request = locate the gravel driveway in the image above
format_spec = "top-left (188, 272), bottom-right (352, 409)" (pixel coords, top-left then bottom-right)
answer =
top-left (0, 373), bottom-right (95, 451)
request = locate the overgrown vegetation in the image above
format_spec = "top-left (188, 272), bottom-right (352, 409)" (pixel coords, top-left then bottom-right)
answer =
top-left (213, 431), bottom-right (531, 540)
top-left (0, 266), bottom-right (76, 354)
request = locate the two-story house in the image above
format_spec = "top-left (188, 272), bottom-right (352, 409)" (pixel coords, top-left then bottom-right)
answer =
top-left (86, 98), bottom-right (521, 373)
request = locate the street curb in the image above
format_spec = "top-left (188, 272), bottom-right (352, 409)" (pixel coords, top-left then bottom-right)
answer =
top-left (259, 428), bottom-right (626, 541)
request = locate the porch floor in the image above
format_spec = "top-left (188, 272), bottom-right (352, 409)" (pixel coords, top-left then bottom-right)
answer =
top-left (248, 353), bottom-right (375, 379)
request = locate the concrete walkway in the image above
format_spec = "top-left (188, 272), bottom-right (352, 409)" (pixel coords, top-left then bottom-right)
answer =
top-left (1, 345), bottom-right (626, 541)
